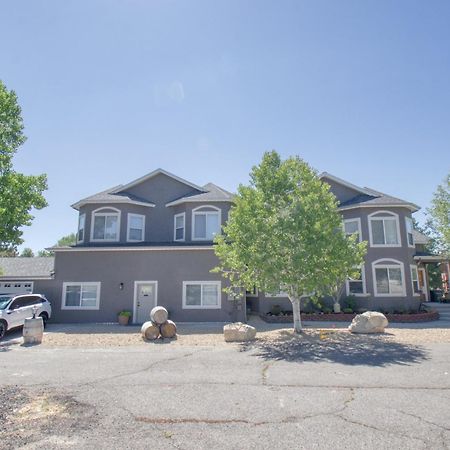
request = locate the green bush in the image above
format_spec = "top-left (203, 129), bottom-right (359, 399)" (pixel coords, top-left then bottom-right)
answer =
top-left (342, 296), bottom-right (356, 311)
top-left (118, 310), bottom-right (132, 318)
top-left (342, 308), bottom-right (353, 314)
top-left (271, 305), bottom-right (282, 316)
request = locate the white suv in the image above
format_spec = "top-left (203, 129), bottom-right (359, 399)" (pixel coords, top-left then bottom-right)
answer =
top-left (0, 293), bottom-right (52, 339)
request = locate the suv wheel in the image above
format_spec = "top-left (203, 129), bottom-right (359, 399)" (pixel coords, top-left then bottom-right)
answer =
top-left (0, 320), bottom-right (7, 340)
top-left (39, 312), bottom-right (49, 328)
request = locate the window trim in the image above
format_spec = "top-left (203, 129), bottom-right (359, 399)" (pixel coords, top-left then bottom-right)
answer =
top-left (345, 265), bottom-right (368, 297)
top-left (191, 205), bottom-right (222, 241)
top-left (343, 218), bottom-right (362, 242)
top-left (372, 259), bottom-right (406, 297)
top-left (174, 212), bottom-right (186, 242)
top-left (410, 265), bottom-right (421, 297)
top-left (61, 282), bottom-right (101, 310)
top-left (368, 211), bottom-right (401, 248)
top-left (77, 213), bottom-right (86, 243)
top-left (405, 217), bottom-right (415, 248)
top-left (182, 281), bottom-right (222, 309)
top-left (127, 213), bottom-right (145, 242)
top-left (90, 207), bottom-right (121, 242)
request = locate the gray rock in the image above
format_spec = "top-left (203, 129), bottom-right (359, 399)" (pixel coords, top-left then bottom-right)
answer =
top-left (223, 322), bottom-right (257, 342)
top-left (348, 311), bottom-right (388, 334)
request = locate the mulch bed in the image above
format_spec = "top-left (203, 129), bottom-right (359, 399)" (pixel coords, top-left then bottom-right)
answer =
top-left (261, 310), bottom-right (440, 323)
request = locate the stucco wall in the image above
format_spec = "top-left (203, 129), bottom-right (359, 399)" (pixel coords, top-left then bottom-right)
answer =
top-left (41, 248), bottom-right (245, 324)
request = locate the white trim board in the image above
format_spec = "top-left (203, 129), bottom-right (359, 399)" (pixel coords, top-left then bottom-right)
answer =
top-left (50, 246), bottom-right (214, 252)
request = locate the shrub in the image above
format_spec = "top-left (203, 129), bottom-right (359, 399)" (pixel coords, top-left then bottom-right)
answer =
top-left (118, 310), bottom-right (132, 318)
top-left (271, 305), bottom-right (282, 316)
top-left (342, 296), bottom-right (356, 311)
top-left (342, 308), bottom-right (353, 314)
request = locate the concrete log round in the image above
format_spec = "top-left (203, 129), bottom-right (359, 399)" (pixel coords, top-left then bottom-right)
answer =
top-left (141, 321), bottom-right (160, 340)
top-left (160, 320), bottom-right (177, 338)
top-left (150, 306), bottom-right (169, 325)
top-left (23, 317), bottom-right (44, 345)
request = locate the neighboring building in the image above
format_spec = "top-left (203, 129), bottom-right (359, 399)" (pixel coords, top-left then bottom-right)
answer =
top-left (1, 168), bottom-right (447, 323)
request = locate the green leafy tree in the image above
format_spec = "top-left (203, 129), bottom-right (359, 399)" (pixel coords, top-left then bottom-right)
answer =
top-left (214, 151), bottom-right (367, 333)
top-left (427, 173), bottom-right (450, 257)
top-left (0, 80), bottom-right (48, 252)
top-left (37, 233), bottom-right (77, 256)
top-left (20, 247), bottom-right (34, 257)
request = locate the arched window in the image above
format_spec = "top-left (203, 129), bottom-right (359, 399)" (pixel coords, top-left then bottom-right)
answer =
top-left (91, 207), bottom-right (121, 242)
top-left (368, 211), bottom-right (401, 247)
top-left (372, 259), bottom-right (406, 297)
top-left (192, 206), bottom-right (221, 241)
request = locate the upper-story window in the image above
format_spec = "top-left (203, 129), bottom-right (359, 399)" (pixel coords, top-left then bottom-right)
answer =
top-left (127, 213), bottom-right (145, 242)
top-left (368, 211), bottom-right (400, 247)
top-left (192, 206), bottom-right (221, 241)
top-left (174, 213), bottom-right (185, 241)
top-left (77, 213), bottom-right (86, 243)
top-left (343, 218), bottom-right (362, 241)
top-left (405, 217), bottom-right (414, 248)
top-left (91, 207), bottom-right (121, 242)
top-left (372, 259), bottom-right (406, 297)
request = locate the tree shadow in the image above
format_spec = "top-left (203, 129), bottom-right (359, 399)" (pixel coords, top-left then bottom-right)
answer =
top-left (240, 330), bottom-right (429, 367)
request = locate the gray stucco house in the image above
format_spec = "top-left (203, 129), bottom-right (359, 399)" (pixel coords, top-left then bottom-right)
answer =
top-left (1, 168), bottom-right (445, 323)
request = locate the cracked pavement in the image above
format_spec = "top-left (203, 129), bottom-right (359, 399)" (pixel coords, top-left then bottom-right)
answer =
top-left (1, 340), bottom-right (449, 449)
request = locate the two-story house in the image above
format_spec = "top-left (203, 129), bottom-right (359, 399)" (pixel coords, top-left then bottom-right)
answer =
top-left (1, 168), bottom-right (443, 323)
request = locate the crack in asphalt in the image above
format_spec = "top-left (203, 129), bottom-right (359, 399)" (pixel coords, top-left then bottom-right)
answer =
top-left (396, 409), bottom-right (450, 432)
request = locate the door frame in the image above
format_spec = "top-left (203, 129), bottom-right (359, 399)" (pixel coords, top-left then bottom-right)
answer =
top-left (133, 281), bottom-right (158, 324)
top-left (418, 268), bottom-right (429, 302)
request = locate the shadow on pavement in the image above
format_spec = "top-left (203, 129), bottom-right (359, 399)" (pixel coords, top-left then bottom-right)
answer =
top-left (240, 330), bottom-right (430, 367)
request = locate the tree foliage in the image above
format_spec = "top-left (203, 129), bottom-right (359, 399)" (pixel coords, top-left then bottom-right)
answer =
top-left (214, 151), bottom-right (366, 332)
top-left (20, 247), bottom-right (35, 257)
top-left (37, 233), bottom-right (77, 256)
top-left (0, 80), bottom-right (48, 252)
top-left (427, 173), bottom-right (450, 257)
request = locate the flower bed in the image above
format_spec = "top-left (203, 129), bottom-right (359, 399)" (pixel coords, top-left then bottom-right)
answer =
top-left (261, 310), bottom-right (440, 323)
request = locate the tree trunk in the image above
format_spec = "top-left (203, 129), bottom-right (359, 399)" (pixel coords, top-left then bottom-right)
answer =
top-left (291, 297), bottom-right (302, 333)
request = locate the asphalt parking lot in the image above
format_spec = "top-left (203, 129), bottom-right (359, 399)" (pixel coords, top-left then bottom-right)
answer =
top-left (1, 326), bottom-right (450, 450)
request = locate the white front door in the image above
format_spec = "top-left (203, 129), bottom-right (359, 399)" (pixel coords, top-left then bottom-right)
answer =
top-left (134, 282), bottom-right (157, 324)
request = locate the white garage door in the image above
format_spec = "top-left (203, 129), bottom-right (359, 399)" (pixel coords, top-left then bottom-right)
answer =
top-left (0, 281), bottom-right (34, 294)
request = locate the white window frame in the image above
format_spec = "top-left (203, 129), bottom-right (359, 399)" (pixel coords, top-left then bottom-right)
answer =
top-left (410, 265), bottom-right (421, 296)
top-left (343, 218), bottom-right (362, 242)
top-left (182, 281), bottom-right (221, 309)
top-left (61, 282), bottom-right (101, 310)
top-left (345, 265), bottom-right (368, 297)
top-left (91, 207), bottom-right (121, 242)
top-left (372, 259), bottom-right (406, 297)
top-left (77, 213), bottom-right (86, 243)
top-left (127, 213), bottom-right (145, 242)
top-left (368, 211), bottom-right (401, 248)
top-left (174, 212), bottom-right (186, 242)
top-left (191, 206), bottom-right (222, 241)
top-left (405, 217), bottom-right (415, 248)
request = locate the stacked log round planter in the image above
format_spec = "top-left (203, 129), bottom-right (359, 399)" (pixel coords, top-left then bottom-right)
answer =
top-left (141, 306), bottom-right (177, 341)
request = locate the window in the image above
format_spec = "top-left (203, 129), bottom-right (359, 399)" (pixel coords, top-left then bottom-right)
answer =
top-left (411, 265), bottom-right (420, 295)
top-left (174, 213), bottom-right (185, 241)
top-left (343, 218), bottom-right (362, 242)
top-left (368, 212), bottom-right (400, 247)
top-left (127, 214), bottom-right (145, 242)
top-left (77, 213), bottom-right (86, 243)
top-left (372, 260), bottom-right (406, 297)
top-left (405, 217), bottom-right (414, 247)
top-left (182, 281), bottom-right (221, 309)
top-left (91, 208), bottom-right (120, 242)
top-left (346, 266), bottom-right (366, 296)
top-left (62, 282), bottom-right (101, 310)
top-left (192, 206), bottom-right (221, 240)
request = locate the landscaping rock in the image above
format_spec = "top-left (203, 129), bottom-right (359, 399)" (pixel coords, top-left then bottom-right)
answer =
top-left (223, 322), bottom-right (256, 342)
top-left (348, 311), bottom-right (389, 334)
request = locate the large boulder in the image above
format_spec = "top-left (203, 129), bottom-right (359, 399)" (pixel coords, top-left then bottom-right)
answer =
top-left (348, 311), bottom-right (389, 334)
top-left (223, 322), bottom-right (256, 342)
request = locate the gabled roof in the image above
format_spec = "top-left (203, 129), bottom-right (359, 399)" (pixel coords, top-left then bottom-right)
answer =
top-left (71, 187), bottom-right (155, 210)
top-left (0, 257), bottom-right (55, 279)
top-left (412, 229), bottom-right (430, 245)
top-left (111, 168), bottom-right (206, 195)
top-left (320, 172), bottom-right (420, 212)
top-left (165, 182), bottom-right (234, 207)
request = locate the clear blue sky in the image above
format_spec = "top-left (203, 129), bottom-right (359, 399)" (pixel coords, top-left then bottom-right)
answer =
top-left (1, 0), bottom-right (449, 252)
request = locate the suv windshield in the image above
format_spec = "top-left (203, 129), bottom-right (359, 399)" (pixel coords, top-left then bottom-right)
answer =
top-left (0, 295), bottom-right (13, 310)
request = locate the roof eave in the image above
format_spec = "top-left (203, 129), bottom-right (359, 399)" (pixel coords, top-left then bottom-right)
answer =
top-left (71, 199), bottom-right (156, 210)
top-left (338, 203), bottom-right (420, 213)
top-left (165, 198), bottom-right (234, 207)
